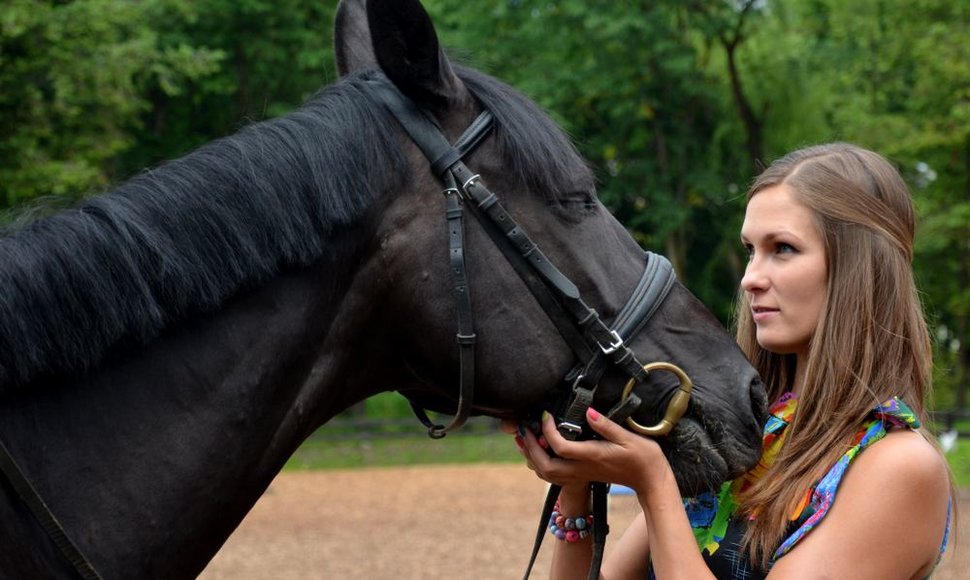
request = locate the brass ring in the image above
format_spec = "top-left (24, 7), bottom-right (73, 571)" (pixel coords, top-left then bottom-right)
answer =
top-left (621, 362), bottom-right (693, 437)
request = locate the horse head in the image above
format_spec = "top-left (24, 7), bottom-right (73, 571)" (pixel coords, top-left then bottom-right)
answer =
top-left (334, 0), bottom-right (766, 496)
top-left (0, 1), bottom-right (766, 576)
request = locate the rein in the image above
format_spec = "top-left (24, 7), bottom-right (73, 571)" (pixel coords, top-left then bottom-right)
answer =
top-left (0, 439), bottom-right (102, 579)
top-left (367, 77), bottom-right (692, 580)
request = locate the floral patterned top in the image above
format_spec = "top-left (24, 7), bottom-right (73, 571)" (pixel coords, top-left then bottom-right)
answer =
top-left (648, 394), bottom-right (951, 579)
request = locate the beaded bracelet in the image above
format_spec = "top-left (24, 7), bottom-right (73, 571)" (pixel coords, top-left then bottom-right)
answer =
top-left (548, 499), bottom-right (594, 542)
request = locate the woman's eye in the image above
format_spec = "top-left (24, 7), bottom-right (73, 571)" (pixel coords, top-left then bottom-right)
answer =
top-left (743, 244), bottom-right (754, 259)
top-left (776, 243), bottom-right (796, 254)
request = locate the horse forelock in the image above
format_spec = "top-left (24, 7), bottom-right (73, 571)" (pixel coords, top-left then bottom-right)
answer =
top-left (0, 71), bottom-right (408, 394)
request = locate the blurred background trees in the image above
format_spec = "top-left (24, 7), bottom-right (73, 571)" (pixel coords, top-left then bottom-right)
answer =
top-left (1, 0), bottom-right (967, 406)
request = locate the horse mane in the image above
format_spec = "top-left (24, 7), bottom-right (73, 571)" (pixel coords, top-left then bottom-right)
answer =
top-left (454, 65), bottom-right (594, 200)
top-left (0, 66), bottom-right (592, 394)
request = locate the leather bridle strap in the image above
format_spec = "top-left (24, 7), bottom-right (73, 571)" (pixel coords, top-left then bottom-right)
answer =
top-left (555, 254), bottom-right (675, 439)
top-left (400, 102), bottom-right (496, 437)
top-left (409, 170), bottom-right (478, 438)
top-left (369, 78), bottom-right (605, 437)
top-left (522, 481), bottom-right (613, 580)
top-left (367, 76), bottom-right (683, 580)
top-left (0, 438), bottom-right (102, 579)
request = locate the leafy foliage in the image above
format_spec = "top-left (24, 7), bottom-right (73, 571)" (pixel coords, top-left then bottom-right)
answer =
top-left (1, 0), bottom-right (967, 403)
top-left (0, 0), bottom-right (223, 206)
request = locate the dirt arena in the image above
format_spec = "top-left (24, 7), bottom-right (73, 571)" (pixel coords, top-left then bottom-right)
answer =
top-left (199, 465), bottom-right (966, 579)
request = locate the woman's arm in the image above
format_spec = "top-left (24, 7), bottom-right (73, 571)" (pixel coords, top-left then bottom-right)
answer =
top-left (766, 429), bottom-right (951, 580)
top-left (546, 483), bottom-right (597, 579)
top-left (522, 411), bottom-right (951, 580)
top-left (546, 486), bottom-right (654, 580)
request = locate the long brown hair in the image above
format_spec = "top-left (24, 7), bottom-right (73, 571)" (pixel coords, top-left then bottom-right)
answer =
top-left (733, 143), bottom-right (940, 566)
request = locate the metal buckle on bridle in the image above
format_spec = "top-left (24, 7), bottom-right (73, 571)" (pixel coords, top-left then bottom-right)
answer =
top-left (597, 329), bottom-right (624, 355)
top-left (460, 173), bottom-right (481, 194)
top-left (620, 361), bottom-right (693, 437)
top-left (557, 421), bottom-right (585, 438)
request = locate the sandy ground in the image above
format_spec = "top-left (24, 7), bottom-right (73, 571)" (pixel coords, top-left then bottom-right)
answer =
top-left (199, 465), bottom-right (967, 579)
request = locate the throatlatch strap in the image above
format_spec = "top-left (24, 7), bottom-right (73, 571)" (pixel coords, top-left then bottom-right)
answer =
top-left (431, 174), bottom-right (476, 438)
top-left (0, 438), bottom-right (102, 580)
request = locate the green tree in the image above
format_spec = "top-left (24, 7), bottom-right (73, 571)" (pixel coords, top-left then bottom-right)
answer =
top-left (727, 0), bottom-right (970, 404)
top-left (428, 0), bottom-right (754, 320)
top-left (119, 0), bottom-right (337, 172)
top-left (0, 0), bottom-right (222, 208)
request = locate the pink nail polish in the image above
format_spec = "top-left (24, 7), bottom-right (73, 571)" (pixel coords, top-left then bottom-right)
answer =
top-left (587, 408), bottom-right (601, 421)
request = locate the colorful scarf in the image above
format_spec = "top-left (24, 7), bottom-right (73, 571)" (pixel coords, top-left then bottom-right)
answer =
top-left (684, 394), bottom-right (947, 565)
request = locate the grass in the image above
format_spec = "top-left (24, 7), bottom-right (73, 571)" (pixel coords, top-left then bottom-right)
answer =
top-left (285, 429), bottom-right (970, 490)
top-left (932, 413), bottom-right (970, 488)
top-left (945, 441), bottom-right (970, 488)
top-left (284, 392), bottom-right (523, 470)
top-left (283, 432), bottom-right (522, 470)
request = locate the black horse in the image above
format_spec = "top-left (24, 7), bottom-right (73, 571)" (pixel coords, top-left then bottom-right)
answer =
top-left (0, 0), bottom-right (765, 577)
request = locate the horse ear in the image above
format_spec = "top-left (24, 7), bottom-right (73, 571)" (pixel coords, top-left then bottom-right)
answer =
top-left (365, 0), bottom-right (461, 107)
top-left (334, 0), bottom-right (378, 77)
top-left (334, 0), bottom-right (461, 106)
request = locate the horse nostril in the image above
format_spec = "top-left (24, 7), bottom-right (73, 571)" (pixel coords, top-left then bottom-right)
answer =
top-left (749, 374), bottom-right (769, 428)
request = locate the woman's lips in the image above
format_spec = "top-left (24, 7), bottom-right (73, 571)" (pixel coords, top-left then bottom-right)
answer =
top-left (751, 306), bottom-right (779, 323)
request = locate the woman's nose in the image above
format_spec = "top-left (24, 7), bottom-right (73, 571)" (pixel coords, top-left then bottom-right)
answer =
top-left (740, 259), bottom-right (767, 293)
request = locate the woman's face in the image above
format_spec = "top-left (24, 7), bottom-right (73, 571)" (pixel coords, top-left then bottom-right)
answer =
top-left (740, 184), bottom-right (828, 359)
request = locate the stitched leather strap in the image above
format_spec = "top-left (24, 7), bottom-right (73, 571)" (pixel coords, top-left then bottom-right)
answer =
top-left (0, 438), bottom-right (102, 579)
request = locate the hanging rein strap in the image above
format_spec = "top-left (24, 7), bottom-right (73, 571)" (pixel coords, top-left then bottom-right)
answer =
top-left (0, 438), bottom-right (102, 579)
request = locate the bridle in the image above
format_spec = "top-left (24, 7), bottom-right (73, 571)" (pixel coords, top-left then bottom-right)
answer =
top-left (0, 74), bottom-right (693, 580)
top-left (367, 76), bottom-right (693, 580)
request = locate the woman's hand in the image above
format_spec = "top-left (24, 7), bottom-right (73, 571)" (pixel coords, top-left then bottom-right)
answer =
top-left (509, 408), bottom-right (672, 495)
top-left (503, 410), bottom-right (701, 580)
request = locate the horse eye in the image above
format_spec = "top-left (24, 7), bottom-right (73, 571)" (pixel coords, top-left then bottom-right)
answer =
top-left (553, 193), bottom-right (596, 212)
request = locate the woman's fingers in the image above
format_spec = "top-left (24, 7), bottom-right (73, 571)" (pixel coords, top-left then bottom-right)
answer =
top-left (540, 407), bottom-right (629, 459)
top-left (515, 420), bottom-right (581, 484)
top-left (509, 409), bottom-right (660, 490)
top-left (584, 407), bottom-right (632, 443)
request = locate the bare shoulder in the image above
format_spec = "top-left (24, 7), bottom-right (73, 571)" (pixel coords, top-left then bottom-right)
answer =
top-left (769, 429), bottom-right (951, 579)
top-left (851, 428), bottom-right (950, 491)
top-left (825, 429), bottom-right (949, 576)
top-left (845, 428), bottom-right (950, 525)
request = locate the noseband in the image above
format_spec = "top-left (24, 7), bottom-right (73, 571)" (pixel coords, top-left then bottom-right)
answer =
top-left (368, 77), bottom-right (692, 580)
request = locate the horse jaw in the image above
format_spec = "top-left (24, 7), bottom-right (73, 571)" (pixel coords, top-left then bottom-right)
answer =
top-left (334, 0), bottom-right (464, 109)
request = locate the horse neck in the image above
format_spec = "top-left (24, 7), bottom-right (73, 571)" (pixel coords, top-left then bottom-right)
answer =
top-left (0, 233), bottom-right (399, 578)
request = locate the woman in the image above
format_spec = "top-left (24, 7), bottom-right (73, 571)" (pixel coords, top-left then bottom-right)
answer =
top-left (512, 143), bottom-right (954, 579)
